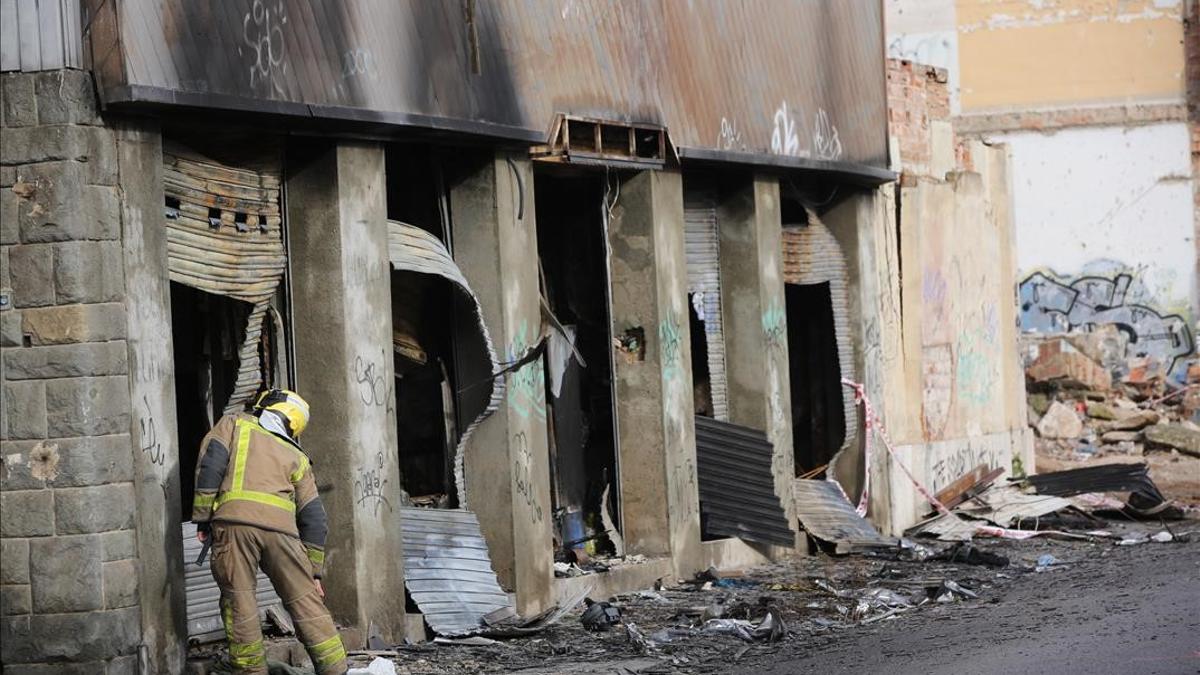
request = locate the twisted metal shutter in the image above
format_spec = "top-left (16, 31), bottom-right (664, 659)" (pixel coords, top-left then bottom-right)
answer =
top-left (398, 508), bottom-right (513, 636)
top-left (386, 221), bottom-right (504, 508)
top-left (694, 416), bottom-right (794, 546)
top-left (163, 146), bottom-right (287, 414)
top-left (684, 191), bottom-right (729, 421)
top-left (182, 522), bottom-right (284, 642)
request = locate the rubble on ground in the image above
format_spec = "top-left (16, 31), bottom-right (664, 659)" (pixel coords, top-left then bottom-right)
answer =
top-left (1022, 330), bottom-right (1200, 505)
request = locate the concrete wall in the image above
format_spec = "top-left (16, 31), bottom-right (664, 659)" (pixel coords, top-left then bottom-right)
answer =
top-left (827, 138), bottom-right (1030, 534)
top-left (287, 140), bottom-right (408, 643)
top-left (452, 151), bottom-right (554, 617)
top-left (1, 70), bottom-right (146, 672)
top-left (887, 0), bottom-right (1187, 113)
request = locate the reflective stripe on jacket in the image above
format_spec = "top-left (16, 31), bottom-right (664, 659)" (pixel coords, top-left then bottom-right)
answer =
top-left (193, 413), bottom-right (329, 576)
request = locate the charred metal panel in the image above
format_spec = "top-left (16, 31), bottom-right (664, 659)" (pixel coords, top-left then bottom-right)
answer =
top-left (88, 1), bottom-right (888, 178)
top-left (694, 416), bottom-right (793, 546)
top-left (398, 507), bottom-right (513, 637)
top-left (792, 479), bottom-right (893, 552)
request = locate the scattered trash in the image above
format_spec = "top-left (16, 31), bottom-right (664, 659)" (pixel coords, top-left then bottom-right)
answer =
top-left (934, 580), bottom-right (978, 602)
top-left (580, 599), bottom-right (622, 631)
top-left (1150, 531), bottom-right (1174, 543)
top-left (433, 636), bottom-right (502, 647)
top-left (936, 542), bottom-right (1009, 568)
top-left (1035, 554), bottom-right (1064, 572)
top-left (347, 657), bottom-right (398, 675)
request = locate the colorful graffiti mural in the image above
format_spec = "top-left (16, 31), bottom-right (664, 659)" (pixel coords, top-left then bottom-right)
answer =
top-left (1018, 270), bottom-right (1194, 380)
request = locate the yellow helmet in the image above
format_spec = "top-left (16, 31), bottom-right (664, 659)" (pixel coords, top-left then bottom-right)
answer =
top-left (253, 389), bottom-right (311, 439)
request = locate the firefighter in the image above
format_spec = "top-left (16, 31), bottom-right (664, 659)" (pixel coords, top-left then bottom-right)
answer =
top-left (193, 389), bottom-right (347, 675)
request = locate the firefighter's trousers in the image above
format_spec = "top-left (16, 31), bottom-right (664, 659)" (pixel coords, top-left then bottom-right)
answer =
top-left (210, 523), bottom-right (347, 675)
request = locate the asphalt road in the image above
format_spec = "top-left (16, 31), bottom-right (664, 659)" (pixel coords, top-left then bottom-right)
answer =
top-left (736, 535), bottom-right (1200, 675)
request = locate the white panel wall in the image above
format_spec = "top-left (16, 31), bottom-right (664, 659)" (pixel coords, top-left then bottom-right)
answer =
top-left (996, 122), bottom-right (1195, 319)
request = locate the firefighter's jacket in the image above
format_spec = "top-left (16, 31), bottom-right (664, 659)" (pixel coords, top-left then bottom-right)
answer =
top-left (192, 413), bottom-right (329, 577)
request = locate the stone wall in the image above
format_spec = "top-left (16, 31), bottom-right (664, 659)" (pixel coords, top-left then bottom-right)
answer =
top-left (0, 70), bottom-right (143, 672)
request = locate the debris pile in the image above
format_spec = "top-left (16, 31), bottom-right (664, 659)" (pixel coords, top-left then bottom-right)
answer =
top-left (1022, 331), bottom-right (1200, 508)
top-left (1024, 333), bottom-right (1199, 460)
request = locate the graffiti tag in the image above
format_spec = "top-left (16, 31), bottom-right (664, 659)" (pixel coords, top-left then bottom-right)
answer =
top-left (511, 432), bottom-right (543, 523)
top-left (353, 351), bottom-right (394, 412)
top-left (659, 316), bottom-right (682, 382)
top-left (138, 395), bottom-right (164, 467)
top-left (1019, 270), bottom-right (1194, 379)
top-left (354, 451), bottom-right (392, 516)
top-left (240, 0), bottom-right (288, 97)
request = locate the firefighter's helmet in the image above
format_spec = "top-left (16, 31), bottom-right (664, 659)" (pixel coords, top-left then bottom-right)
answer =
top-left (253, 389), bottom-right (311, 439)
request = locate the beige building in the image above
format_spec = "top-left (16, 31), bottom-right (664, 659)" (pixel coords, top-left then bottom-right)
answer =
top-left (888, 0), bottom-right (1198, 382)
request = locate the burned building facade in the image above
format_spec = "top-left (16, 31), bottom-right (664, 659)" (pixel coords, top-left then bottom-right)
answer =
top-left (0, 1), bottom-right (1026, 671)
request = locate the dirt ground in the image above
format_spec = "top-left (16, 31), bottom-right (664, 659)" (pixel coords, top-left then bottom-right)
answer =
top-left (735, 524), bottom-right (1200, 675)
top-left (315, 519), bottom-right (1198, 675)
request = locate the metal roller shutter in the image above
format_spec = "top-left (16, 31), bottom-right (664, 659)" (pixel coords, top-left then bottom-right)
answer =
top-left (182, 522), bottom-right (285, 643)
top-left (163, 145), bottom-right (287, 415)
top-left (684, 191), bottom-right (729, 421)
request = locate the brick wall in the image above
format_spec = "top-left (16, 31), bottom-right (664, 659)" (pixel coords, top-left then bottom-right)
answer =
top-left (886, 58), bottom-right (960, 178)
top-left (0, 70), bottom-right (142, 672)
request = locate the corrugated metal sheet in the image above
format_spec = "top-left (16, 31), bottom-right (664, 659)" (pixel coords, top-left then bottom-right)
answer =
top-left (694, 415), bottom-right (793, 547)
top-left (398, 507), bottom-right (513, 637)
top-left (684, 191), bottom-right (728, 422)
top-left (792, 479), bottom-right (894, 552)
top-left (163, 146), bottom-right (287, 414)
top-left (182, 522), bottom-right (284, 642)
top-left (87, 1), bottom-right (889, 178)
top-left (0, 0), bottom-right (82, 72)
top-left (387, 221), bottom-right (504, 508)
top-left (781, 220), bottom-right (859, 463)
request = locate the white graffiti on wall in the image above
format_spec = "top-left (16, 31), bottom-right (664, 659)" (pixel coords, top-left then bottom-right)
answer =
top-left (769, 102), bottom-right (843, 161)
top-left (240, 0), bottom-right (288, 97)
top-left (771, 102), bottom-right (802, 156)
top-left (717, 117), bottom-right (744, 151)
top-left (1019, 271), bottom-right (1194, 379)
top-left (812, 110), bottom-right (843, 161)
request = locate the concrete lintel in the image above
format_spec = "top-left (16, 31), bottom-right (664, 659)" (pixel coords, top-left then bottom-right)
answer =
top-left (286, 139), bottom-right (407, 643)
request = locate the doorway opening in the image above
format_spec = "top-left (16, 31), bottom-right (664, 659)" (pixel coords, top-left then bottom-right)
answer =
top-left (385, 145), bottom-right (467, 508)
top-left (786, 281), bottom-right (846, 475)
top-left (171, 284), bottom-right (253, 520)
top-left (534, 170), bottom-right (622, 565)
top-left (687, 295), bottom-right (714, 417)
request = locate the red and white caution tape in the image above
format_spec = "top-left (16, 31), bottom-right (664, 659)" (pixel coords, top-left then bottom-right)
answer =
top-left (840, 378), bottom-right (952, 518)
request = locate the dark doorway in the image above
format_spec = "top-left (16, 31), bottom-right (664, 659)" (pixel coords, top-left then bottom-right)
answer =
top-left (688, 294), bottom-right (714, 417)
top-left (391, 270), bottom-right (460, 507)
top-left (386, 144), bottom-right (469, 508)
top-left (534, 170), bottom-right (622, 560)
top-left (786, 282), bottom-right (846, 475)
top-left (170, 282), bottom-right (252, 520)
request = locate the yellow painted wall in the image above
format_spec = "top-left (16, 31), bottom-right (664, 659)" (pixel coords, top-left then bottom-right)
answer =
top-left (956, 0), bottom-right (1185, 111)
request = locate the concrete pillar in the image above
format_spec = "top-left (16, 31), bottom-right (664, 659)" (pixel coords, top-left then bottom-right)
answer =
top-left (716, 175), bottom-right (798, 550)
top-left (117, 119), bottom-right (188, 672)
top-left (608, 170), bottom-right (701, 572)
top-left (286, 140), bottom-right (406, 642)
top-left (451, 151), bottom-right (553, 617)
top-left (826, 185), bottom-right (904, 535)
